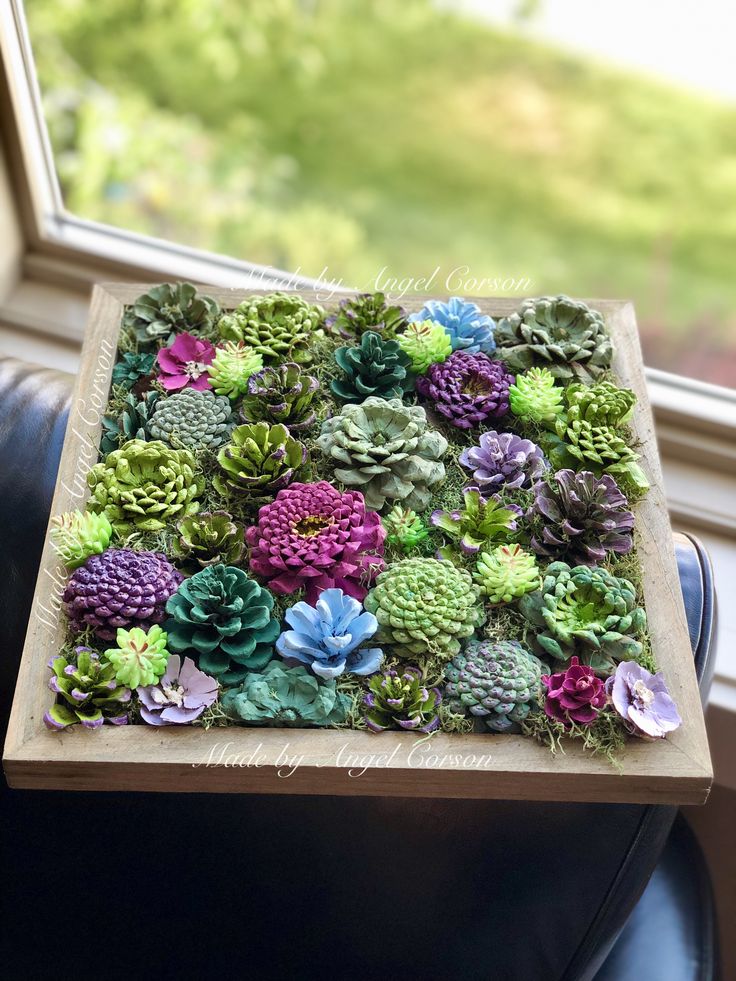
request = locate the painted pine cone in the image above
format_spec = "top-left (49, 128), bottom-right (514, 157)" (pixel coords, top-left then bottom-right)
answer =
top-left (214, 422), bottom-right (306, 496)
top-left (240, 363), bottom-right (318, 432)
top-left (218, 291), bottom-right (324, 363)
top-left (62, 548), bottom-right (182, 641)
top-left (364, 557), bottom-right (484, 660)
top-left (330, 331), bottom-right (412, 403)
top-left (416, 351), bottom-right (514, 429)
top-left (148, 389), bottom-right (236, 450)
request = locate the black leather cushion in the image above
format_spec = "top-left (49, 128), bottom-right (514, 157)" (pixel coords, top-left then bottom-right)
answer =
top-left (595, 816), bottom-right (719, 981)
top-left (0, 357), bottom-right (718, 981)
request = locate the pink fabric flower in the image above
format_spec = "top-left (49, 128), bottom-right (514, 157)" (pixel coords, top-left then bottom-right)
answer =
top-left (137, 654), bottom-right (218, 725)
top-left (246, 480), bottom-right (386, 603)
top-left (156, 332), bottom-right (215, 391)
top-left (543, 656), bottom-right (606, 726)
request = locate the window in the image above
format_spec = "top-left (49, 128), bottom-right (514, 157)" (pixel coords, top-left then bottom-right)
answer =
top-left (16, 0), bottom-right (736, 388)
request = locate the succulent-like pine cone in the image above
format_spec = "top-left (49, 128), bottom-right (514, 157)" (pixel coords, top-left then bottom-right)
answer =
top-left (317, 397), bottom-right (447, 511)
top-left (214, 422), bottom-right (306, 496)
top-left (330, 331), bottom-right (412, 403)
top-left (218, 292), bottom-right (324, 363)
top-left (363, 557), bottom-right (484, 660)
top-left (444, 639), bottom-right (546, 732)
top-left (564, 381), bottom-right (636, 428)
top-left (364, 667), bottom-right (441, 732)
top-left (148, 389), bottom-right (236, 450)
top-left (495, 295), bottom-right (613, 382)
top-left (240, 363), bottom-right (318, 432)
top-left (529, 469), bottom-right (634, 565)
top-left (124, 282), bottom-right (220, 347)
top-left (325, 292), bottom-right (407, 340)
top-left (416, 351), bottom-right (514, 429)
top-left (62, 548), bottom-right (182, 641)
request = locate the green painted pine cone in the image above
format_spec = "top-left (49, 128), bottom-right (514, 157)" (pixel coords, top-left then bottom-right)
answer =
top-left (518, 560), bottom-right (647, 672)
top-left (240, 363), bottom-right (319, 432)
top-left (326, 292), bottom-right (407, 340)
top-left (331, 331), bottom-right (413, 402)
top-left (148, 389), bottom-right (236, 450)
top-left (564, 381), bottom-right (636, 428)
top-left (508, 367), bottom-right (565, 425)
top-left (214, 422), bottom-right (306, 496)
top-left (364, 557), bottom-right (484, 660)
top-left (165, 564), bottom-right (281, 684)
top-left (86, 439), bottom-right (204, 534)
top-left (549, 416), bottom-right (648, 490)
top-left (317, 397), bottom-right (447, 511)
top-left (50, 510), bottom-right (114, 571)
top-left (496, 295), bottom-right (613, 381)
top-left (444, 639), bottom-right (546, 732)
top-left (218, 292), bottom-right (324, 363)
top-left (474, 544), bottom-right (541, 603)
top-left (382, 506), bottom-right (429, 552)
top-left (207, 342), bottom-right (264, 400)
top-left (396, 319), bottom-right (452, 374)
top-left (171, 511), bottom-right (245, 568)
top-left (44, 647), bottom-right (131, 729)
top-left (124, 282), bottom-right (220, 347)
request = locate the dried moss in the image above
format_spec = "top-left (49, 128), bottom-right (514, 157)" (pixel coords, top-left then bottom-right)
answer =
top-left (522, 708), bottom-right (627, 769)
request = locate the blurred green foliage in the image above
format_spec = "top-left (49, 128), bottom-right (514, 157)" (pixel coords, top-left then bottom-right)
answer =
top-left (26, 0), bottom-right (736, 383)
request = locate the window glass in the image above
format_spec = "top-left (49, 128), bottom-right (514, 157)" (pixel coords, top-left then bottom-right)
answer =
top-left (25, 0), bottom-right (736, 386)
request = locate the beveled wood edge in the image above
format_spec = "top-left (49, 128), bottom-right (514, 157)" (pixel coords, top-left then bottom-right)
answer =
top-left (2, 288), bottom-right (713, 802)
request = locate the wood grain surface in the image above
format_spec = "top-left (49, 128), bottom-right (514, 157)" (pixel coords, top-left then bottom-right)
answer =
top-left (2, 285), bottom-right (713, 802)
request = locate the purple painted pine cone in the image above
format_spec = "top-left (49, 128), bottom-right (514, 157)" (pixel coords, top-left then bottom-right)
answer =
top-left (62, 548), bottom-right (183, 641)
top-left (459, 430), bottom-right (548, 493)
top-left (416, 351), bottom-right (514, 429)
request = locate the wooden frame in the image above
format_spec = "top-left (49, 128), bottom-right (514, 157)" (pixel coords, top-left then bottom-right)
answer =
top-left (3, 285), bottom-right (713, 802)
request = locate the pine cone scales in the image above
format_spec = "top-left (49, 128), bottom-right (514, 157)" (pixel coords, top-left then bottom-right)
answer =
top-left (62, 548), bottom-right (182, 641)
top-left (529, 470), bottom-right (634, 565)
top-left (326, 292), bottom-right (407, 340)
top-left (148, 389), bottom-right (236, 450)
top-left (317, 397), bottom-right (447, 511)
top-left (331, 331), bottom-right (412, 402)
top-left (496, 295), bottom-right (613, 381)
top-left (564, 382), bottom-right (636, 427)
top-left (87, 439), bottom-right (204, 533)
top-left (241, 363), bottom-right (318, 432)
top-left (416, 352), bottom-right (514, 429)
top-left (214, 422), bottom-right (306, 496)
top-left (124, 282), bottom-right (220, 347)
top-left (218, 292), bottom-right (324, 363)
top-left (364, 558), bottom-right (484, 660)
top-left (444, 640), bottom-right (546, 732)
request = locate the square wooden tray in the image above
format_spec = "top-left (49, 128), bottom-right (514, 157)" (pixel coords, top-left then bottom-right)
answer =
top-left (3, 285), bottom-right (713, 802)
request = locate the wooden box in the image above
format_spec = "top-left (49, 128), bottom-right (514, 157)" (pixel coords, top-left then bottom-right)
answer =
top-left (3, 285), bottom-right (713, 803)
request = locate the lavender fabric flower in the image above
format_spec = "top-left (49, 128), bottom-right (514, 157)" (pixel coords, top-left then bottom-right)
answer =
top-left (606, 661), bottom-right (682, 739)
top-left (416, 352), bottom-right (513, 429)
top-left (276, 588), bottom-right (383, 679)
top-left (459, 431), bottom-right (548, 493)
top-left (137, 655), bottom-right (218, 726)
top-left (409, 297), bottom-right (496, 354)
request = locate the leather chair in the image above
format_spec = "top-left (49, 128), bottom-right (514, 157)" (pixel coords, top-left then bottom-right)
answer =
top-left (0, 356), bottom-right (719, 981)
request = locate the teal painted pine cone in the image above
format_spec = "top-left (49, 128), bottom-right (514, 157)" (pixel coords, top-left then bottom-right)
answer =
top-left (100, 390), bottom-right (160, 456)
top-left (221, 661), bottom-right (349, 727)
top-left (330, 331), bottom-right (413, 402)
top-left (164, 564), bottom-right (280, 684)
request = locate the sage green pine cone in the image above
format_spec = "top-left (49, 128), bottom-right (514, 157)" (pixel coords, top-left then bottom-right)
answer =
top-left (218, 292), bottom-right (324, 363)
top-left (364, 557), bottom-right (484, 661)
top-left (518, 560), bottom-right (647, 673)
top-left (148, 389), bottom-right (236, 450)
top-left (330, 331), bottom-right (413, 403)
top-left (164, 564), bottom-right (280, 685)
top-left (86, 439), bottom-right (204, 534)
top-left (124, 282), bottom-right (220, 348)
top-left (548, 416), bottom-right (648, 490)
top-left (317, 397), bottom-right (447, 511)
top-left (222, 661), bottom-right (349, 727)
top-left (214, 422), bottom-right (306, 496)
top-left (496, 295), bottom-right (613, 382)
top-left (172, 511), bottom-right (245, 568)
top-left (444, 639), bottom-right (546, 732)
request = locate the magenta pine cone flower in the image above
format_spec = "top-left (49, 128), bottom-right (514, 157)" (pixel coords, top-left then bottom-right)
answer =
top-left (246, 480), bottom-right (386, 603)
top-left (459, 430), bottom-right (548, 493)
top-left (137, 654), bottom-right (218, 726)
top-left (416, 351), bottom-right (514, 429)
top-left (62, 548), bottom-right (183, 641)
top-left (543, 656), bottom-right (607, 726)
top-left (156, 331), bottom-right (216, 391)
top-left (606, 661), bottom-right (682, 739)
